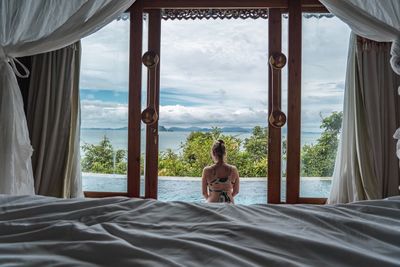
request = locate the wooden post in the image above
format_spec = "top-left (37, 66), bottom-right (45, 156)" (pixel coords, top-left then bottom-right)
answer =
top-left (286, 0), bottom-right (302, 204)
top-left (144, 10), bottom-right (161, 199)
top-left (267, 9), bottom-right (282, 204)
top-left (128, 0), bottom-right (143, 198)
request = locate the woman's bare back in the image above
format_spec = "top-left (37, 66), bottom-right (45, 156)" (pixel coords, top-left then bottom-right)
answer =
top-left (202, 163), bottom-right (240, 203)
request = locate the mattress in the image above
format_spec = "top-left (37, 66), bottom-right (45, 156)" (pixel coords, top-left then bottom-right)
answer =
top-left (0, 194), bottom-right (399, 266)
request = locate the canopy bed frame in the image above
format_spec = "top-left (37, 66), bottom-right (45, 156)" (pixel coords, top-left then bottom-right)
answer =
top-left (84, 0), bottom-right (329, 204)
top-left (2, 1), bottom-right (400, 266)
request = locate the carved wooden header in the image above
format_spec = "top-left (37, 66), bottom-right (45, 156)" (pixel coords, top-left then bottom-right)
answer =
top-left (119, 10), bottom-right (334, 21)
top-left (161, 9), bottom-right (269, 20)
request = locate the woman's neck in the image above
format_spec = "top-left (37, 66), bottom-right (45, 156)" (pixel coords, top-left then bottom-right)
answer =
top-left (215, 160), bottom-right (224, 166)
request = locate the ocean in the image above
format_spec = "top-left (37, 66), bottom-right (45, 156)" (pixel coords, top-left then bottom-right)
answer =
top-left (80, 129), bottom-right (322, 153)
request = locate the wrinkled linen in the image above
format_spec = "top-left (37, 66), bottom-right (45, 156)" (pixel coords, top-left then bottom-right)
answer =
top-left (0, 195), bottom-right (399, 267)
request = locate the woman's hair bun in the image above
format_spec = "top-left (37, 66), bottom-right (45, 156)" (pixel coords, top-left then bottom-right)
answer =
top-left (211, 139), bottom-right (226, 161)
top-left (212, 139), bottom-right (226, 161)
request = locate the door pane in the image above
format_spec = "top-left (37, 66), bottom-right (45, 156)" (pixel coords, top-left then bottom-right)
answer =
top-left (80, 18), bottom-right (130, 192)
top-left (300, 15), bottom-right (350, 198)
top-left (158, 18), bottom-right (269, 204)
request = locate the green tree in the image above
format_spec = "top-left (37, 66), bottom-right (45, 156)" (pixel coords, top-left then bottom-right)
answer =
top-left (243, 126), bottom-right (268, 161)
top-left (301, 111), bottom-right (343, 177)
top-left (81, 135), bottom-right (127, 174)
top-left (158, 149), bottom-right (187, 176)
top-left (156, 127), bottom-right (271, 177)
top-left (180, 128), bottom-right (242, 177)
top-left (81, 114), bottom-right (343, 179)
top-left (240, 126), bottom-right (268, 177)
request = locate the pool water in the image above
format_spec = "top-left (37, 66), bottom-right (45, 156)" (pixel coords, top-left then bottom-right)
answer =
top-left (83, 174), bottom-right (331, 205)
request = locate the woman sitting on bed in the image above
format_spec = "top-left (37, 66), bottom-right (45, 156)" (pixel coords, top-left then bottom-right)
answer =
top-left (202, 140), bottom-right (240, 203)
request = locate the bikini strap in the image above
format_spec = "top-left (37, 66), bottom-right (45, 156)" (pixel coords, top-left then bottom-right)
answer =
top-left (229, 166), bottom-right (236, 184)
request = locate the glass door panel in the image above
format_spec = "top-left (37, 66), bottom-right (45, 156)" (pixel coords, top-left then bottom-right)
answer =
top-left (80, 18), bottom-right (130, 193)
top-left (158, 17), bottom-right (269, 204)
top-left (300, 15), bottom-right (350, 198)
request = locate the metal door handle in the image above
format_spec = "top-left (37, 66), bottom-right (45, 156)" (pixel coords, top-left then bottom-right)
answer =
top-left (141, 50), bottom-right (159, 125)
top-left (268, 52), bottom-right (287, 128)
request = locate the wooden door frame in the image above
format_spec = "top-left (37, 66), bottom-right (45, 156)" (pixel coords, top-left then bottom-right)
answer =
top-left (144, 10), bottom-right (162, 199)
top-left (127, 0), bottom-right (144, 198)
top-left (85, 0), bottom-right (144, 199)
top-left (267, 9), bottom-right (282, 204)
top-left (285, 0), bottom-right (302, 204)
top-left (86, 0), bottom-right (329, 205)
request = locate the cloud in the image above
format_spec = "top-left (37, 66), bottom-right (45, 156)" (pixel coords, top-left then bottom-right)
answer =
top-left (81, 100), bottom-right (268, 129)
top-left (81, 93), bottom-right (342, 130)
top-left (80, 16), bottom-right (351, 130)
top-left (80, 20), bottom-right (130, 91)
top-left (81, 100), bottom-right (128, 128)
top-left (159, 105), bottom-right (268, 127)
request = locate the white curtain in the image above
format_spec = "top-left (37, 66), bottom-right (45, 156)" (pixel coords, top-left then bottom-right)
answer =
top-left (0, 0), bottom-right (134, 195)
top-left (321, 0), bottom-right (400, 202)
top-left (27, 42), bottom-right (82, 198)
top-left (395, 129), bottom-right (400, 161)
top-left (329, 34), bottom-right (400, 203)
top-left (320, 0), bottom-right (400, 75)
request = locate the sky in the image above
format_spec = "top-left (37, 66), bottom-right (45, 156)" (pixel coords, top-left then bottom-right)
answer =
top-left (80, 15), bottom-right (350, 132)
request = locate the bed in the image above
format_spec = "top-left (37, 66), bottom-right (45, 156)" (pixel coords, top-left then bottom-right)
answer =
top-left (0, 195), bottom-right (399, 266)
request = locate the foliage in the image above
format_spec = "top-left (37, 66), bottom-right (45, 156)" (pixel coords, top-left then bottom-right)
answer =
top-left (179, 128), bottom-right (243, 176)
top-left (81, 111), bottom-right (342, 178)
top-left (81, 135), bottom-right (127, 174)
top-left (243, 126), bottom-right (268, 162)
top-left (158, 149), bottom-right (187, 176)
top-left (157, 127), bottom-right (268, 177)
top-left (240, 126), bottom-right (268, 177)
top-left (301, 112), bottom-right (343, 177)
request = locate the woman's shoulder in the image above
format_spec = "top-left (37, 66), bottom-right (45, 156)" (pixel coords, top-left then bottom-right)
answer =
top-left (225, 164), bottom-right (239, 178)
top-left (202, 165), bottom-right (214, 174)
top-left (225, 164), bottom-right (238, 171)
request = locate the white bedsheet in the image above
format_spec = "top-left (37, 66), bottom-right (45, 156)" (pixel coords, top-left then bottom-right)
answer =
top-left (0, 195), bottom-right (399, 267)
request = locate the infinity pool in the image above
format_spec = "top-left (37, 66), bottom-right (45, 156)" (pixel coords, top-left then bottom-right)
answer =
top-left (83, 174), bottom-right (331, 205)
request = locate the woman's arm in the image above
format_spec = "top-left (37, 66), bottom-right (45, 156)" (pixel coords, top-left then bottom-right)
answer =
top-left (202, 168), bottom-right (209, 200)
top-left (232, 167), bottom-right (240, 197)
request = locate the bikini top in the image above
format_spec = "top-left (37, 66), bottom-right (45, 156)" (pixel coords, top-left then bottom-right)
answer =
top-left (208, 165), bottom-right (235, 192)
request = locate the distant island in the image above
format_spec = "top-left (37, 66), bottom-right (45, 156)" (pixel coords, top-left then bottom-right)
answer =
top-left (165, 126), bottom-right (251, 133)
top-left (82, 125), bottom-right (252, 133)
